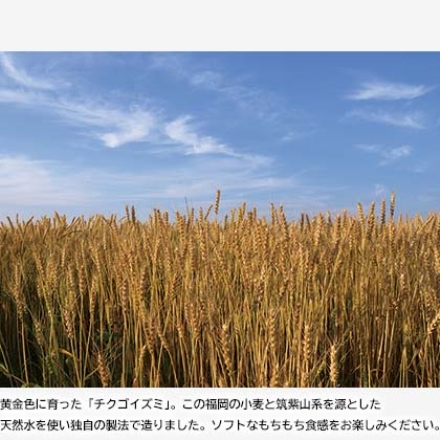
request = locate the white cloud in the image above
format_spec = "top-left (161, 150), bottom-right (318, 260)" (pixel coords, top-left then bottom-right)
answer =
top-left (0, 69), bottom-right (268, 159)
top-left (347, 109), bottom-right (425, 129)
top-left (163, 115), bottom-right (272, 167)
top-left (84, 154), bottom-right (333, 219)
top-left (347, 81), bottom-right (433, 101)
top-left (0, 54), bottom-right (157, 148)
top-left (164, 116), bottom-right (232, 155)
top-left (0, 54), bottom-right (271, 156)
top-left (0, 53), bottom-right (291, 211)
top-left (149, 54), bottom-right (189, 79)
top-left (0, 54), bottom-right (338, 219)
top-left (356, 144), bottom-right (380, 153)
top-left (0, 72), bottom-right (271, 162)
top-left (281, 129), bottom-right (318, 142)
top-left (0, 87), bottom-right (49, 106)
top-left (0, 53), bottom-right (61, 90)
top-left (0, 88), bottom-right (158, 148)
top-left (0, 151), bottom-right (340, 222)
top-left (383, 145), bottom-right (411, 163)
top-left (356, 144), bottom-right (412, 165)
top-left (189, 69), bottom-right (265, 112)
top-left (191, 70), bottom-right (223, 89)
top-left (149, 54), bottom-right (316, 141)
top-left (0, 155), bottom-right (93, 206)
top-left (54, 99), bottom-right (157, 148)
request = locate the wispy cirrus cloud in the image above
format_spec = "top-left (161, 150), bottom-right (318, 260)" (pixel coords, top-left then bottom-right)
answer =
top-left (189, 69), bottom-right (273, 117)
top-left (0, 52), bottom-right (66, 90)
top-left (151, 54), bottom-right (269, 113)
top-left (0, 55), bottom-right (157, 149)
top-left (0, 53), bottom-right (328, 218)
top-left (163, 115), bottom-right (271, 167)
top-left (164, 116), bottom-right (232, 156)
top-left (112, 157), bottom-right (293, 201)
top-left (53, 99), bottom-right (157, 148)
top-left (346, 109), bottom-right (426, 129)
top-left (149, 53), bottom-right (317, 141)
top-left (79, 154), bottom-right (337, 219)
top-left (356, 144), bottom-right (412, 165)
top-left (0, 154), bottom-right (94, 206)
top-left (346, 80), bottom-right (434, 101)
top-left (0, 52), bottom-right (278, 181)
top-left (0, 86), bottom-right (157, 148)
top-left (0, 151), bottom-right (313, 220)
top-left (0, 87), bottom-right (48, 106)
top-left (0, 53), bottom-right (275, 165)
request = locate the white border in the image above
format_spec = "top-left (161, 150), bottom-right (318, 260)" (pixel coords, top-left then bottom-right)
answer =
top-left (0, 0), bottom-right (438, 51)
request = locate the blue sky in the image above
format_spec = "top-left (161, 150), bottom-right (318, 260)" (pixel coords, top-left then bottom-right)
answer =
top-left (0, 52), bottom-right (439, 220)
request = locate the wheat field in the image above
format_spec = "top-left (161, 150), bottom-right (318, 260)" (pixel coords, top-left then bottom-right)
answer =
top-left (1, 191), bottom-right (440, 387)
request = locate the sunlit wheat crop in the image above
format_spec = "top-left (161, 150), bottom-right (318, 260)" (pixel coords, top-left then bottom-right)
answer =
top-left (1, 191), bottom-right (439, 387)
